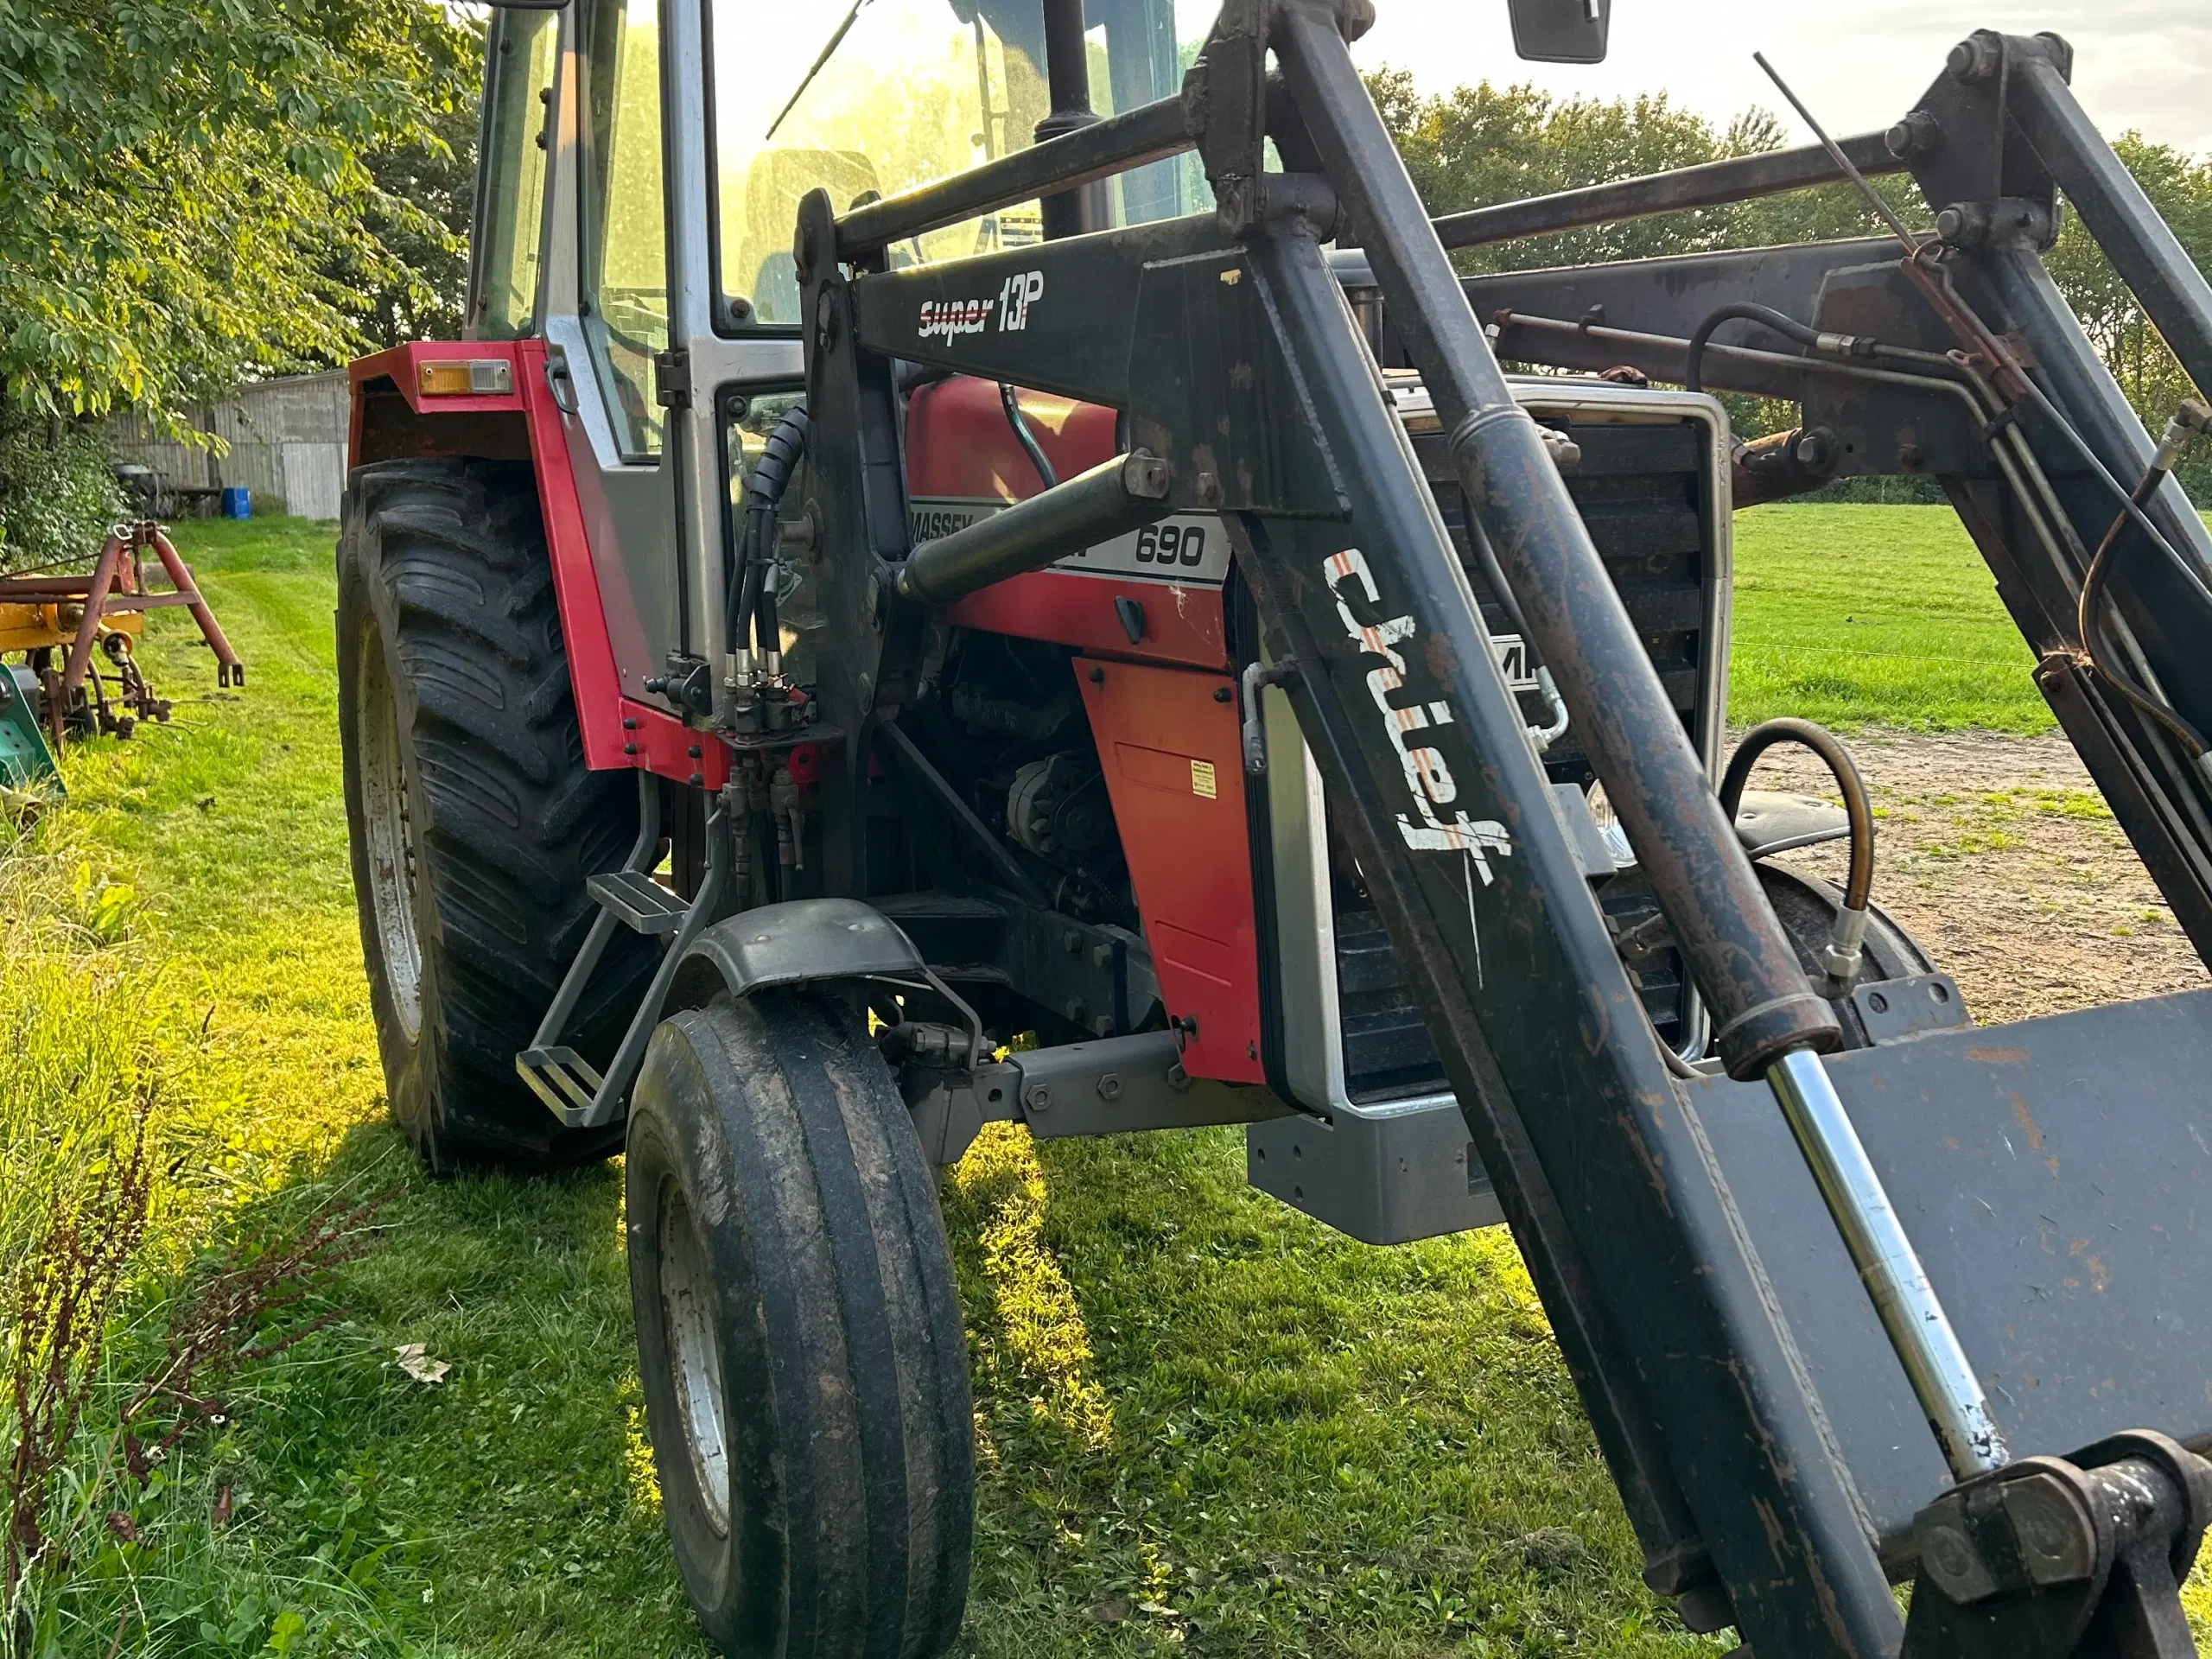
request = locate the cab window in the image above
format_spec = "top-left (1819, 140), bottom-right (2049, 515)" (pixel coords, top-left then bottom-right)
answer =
top-left (473, 10), bottom-right (562, 340)
top-left (709, 0), bottom-right (1192, 327)
top-left (581, 0), bottom-right (671, 458)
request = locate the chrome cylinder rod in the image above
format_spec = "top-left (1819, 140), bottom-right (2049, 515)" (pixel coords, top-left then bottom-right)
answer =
top-left (1766, 1048), bottom-right (2009, 1480)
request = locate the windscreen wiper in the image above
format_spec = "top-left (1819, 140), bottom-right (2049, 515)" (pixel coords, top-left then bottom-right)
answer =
top-left (765, 0), bottom-right (874, 142)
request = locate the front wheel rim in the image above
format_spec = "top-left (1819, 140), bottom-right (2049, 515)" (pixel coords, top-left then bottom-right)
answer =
top-left (660, 1181), bottom-right (733, 1535)
top-left (357, 628), bottom-right (425, 1039)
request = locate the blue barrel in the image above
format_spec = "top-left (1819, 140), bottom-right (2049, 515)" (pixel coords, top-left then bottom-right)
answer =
top-left (219, 486), bottom-right (251, 518)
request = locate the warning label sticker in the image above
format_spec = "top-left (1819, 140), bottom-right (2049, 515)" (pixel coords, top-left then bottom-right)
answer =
top-left (1190, 759), bottom-right (1218, 799)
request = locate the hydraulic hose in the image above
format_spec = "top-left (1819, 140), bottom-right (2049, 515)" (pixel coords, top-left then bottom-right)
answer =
top-left (1719, 718), bottom-right (1874, 982)
top-left (1465, 480), bottom-right (1570, 751)
top-left (2076, 402), bottom-right (2212, 763)
top-left (999, 383), bottom-right (1058, 491)
top-left (729, 404), bottom-right (810, 656)
top-left (1684, 302), bottom-right (1873, 396)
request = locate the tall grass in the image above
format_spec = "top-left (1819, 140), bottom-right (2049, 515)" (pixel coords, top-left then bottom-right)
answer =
top-left (0, 825), bottom-right (391, 1656)
top-left (0, 836), bottom-right (175, 1630)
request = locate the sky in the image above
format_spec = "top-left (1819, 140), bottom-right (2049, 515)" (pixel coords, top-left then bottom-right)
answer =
top-left (1171, 0), bottom-right (2212, 160)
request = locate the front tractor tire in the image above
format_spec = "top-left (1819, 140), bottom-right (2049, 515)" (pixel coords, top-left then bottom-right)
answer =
top-left (338, 458), bottom-right (652, 1173)
top-left (626, 990), bottom-right (974, 1659)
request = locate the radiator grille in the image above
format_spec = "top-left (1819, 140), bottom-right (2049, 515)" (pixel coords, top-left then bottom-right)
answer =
top-left (1330, 413), bottom-right (1720, 1102)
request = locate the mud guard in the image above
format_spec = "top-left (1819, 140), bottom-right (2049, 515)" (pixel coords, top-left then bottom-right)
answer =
top-left (669, 899), bottom-right (931, 1009)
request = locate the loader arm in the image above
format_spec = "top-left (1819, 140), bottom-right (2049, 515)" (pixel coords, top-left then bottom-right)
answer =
top-left (795, 5), bottom-right (2212, 1656)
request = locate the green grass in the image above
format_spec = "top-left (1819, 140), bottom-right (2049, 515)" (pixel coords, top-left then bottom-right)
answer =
top-left (10, 505), bottom-right (2184, 1654)
top-left (16, 516), bottom-right (1719, 1656)
top-left (1729, 502), bottom-right (2053, 732)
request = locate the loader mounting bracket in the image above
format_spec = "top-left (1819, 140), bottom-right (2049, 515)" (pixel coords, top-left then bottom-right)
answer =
top-left (1902, 1430), bottom-right (2212, 1659)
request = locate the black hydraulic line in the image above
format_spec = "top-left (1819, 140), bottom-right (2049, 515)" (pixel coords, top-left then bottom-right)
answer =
top-left (1462, 511), bottom-right (1529, 639)
top-left (1463, 512), bottom-right (1568, 750)
top-left (1663, 293), bottom-right (2211, 848)
top-left (1683, 302), bottom-right (1872, 396)
top-left (2077, 404), bottom-right (2212, 758)
top-left (1625, 288), bottom-right (2212, 789)
top-left (1503, 304), bottom-right (2202, 737)
top-left (734, 555), bottom-right (767, 655)
top-left (1272, 1), bottom-right (1839, 1079)
top-left (837, 95), bottom-right (1189, 257)
top-left (898, 449), bottom-right (1172, 606)
top-left (2016, 378), bottom-right (2212, 618)
top-left (1431, 131), bottom-right (1904, 256)
top-left (1718, 720), bottom-right (1875, 918)
top-left (1491, 306), bottom-right (1960, 402)
top-left (730, 404), bottom-right (810, 652)
top-left (755, 558), bottom-right (782, 664)
top-left (999, 384), bottom-right (1058, 490)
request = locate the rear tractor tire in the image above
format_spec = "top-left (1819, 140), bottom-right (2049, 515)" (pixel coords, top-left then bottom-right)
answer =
top-left (626, 989), bottom-right (974, 1659)
top-left (337, 457), bottom-right (655, 1173)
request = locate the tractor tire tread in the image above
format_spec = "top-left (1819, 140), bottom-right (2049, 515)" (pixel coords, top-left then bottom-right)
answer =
top-left (340, 455), bottom-right (654, 1173)
top-left (628, 990), bottom-right (972, 1659)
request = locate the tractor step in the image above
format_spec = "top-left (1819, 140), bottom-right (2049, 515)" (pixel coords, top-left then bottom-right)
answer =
top-left (516, 1045), bottom-right (607, 1127)
top-left (588, 870), bottom-right (689, 935)
top-left (518, 778), bottom-right (734, 1132)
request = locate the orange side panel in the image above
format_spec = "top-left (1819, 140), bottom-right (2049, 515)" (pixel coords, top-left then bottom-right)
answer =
top-left (1077, 656), bottom-right (1263, 1084)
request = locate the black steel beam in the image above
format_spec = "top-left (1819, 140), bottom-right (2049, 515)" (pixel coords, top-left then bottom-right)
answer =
top-left (1432, 132), bottom-right (1906, 254)
top-left (1035, 0), bottom-right (1109, 236)
top-left (896, 450), bottom-right (1173, 604)
top-left (1233, 215), bottom-right (1897, 1656)
top-left (1274, 4), bottom-right (1835, 1080)
top-left (837, 94), bottom-right (1191, 257)
top-left (2005, 43), bottom-right (2212, 407)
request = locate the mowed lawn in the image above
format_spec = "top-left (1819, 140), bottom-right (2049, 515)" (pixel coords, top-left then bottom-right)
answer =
top-left (21, 502), bottom-right (2168, 1655)
top-left (1729, 502), bottom-right (2052, 732)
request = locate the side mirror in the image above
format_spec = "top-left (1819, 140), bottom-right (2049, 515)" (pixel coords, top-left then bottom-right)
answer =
top-left (1507, 0), bottom-right (1610, 64)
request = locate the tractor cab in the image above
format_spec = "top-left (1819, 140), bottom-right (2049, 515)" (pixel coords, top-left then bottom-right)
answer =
top-left (463, 0), bottom-right (1200, 734)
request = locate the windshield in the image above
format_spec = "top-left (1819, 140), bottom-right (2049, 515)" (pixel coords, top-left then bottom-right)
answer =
top-left (710, 0), bottom-right (1205, 327)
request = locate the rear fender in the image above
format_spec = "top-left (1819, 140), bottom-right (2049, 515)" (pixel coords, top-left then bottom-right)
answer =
top-left (348, 342), bottom-right (531, 468)
top-left (346, 340), bottom-right (725, 790)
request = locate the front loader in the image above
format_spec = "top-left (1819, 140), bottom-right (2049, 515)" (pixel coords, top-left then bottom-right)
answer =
top-left (339, 0), bottom-right (2212, 1652)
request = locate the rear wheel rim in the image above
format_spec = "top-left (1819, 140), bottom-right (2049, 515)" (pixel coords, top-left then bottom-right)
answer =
top-left (660, 1181), bottom-right (732, 1535)
top-left (358, 629), bottom-right (425, 1039)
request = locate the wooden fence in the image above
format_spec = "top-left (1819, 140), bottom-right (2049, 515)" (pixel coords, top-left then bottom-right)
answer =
top-left (105, 372), bottom-right (349, 521)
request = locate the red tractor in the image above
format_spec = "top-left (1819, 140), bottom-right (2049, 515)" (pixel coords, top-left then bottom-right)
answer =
top-left (342, 0), bottom-right (2212, 1654)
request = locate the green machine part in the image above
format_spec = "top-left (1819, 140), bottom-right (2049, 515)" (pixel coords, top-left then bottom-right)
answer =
top-left (0, 666), bottom-right (61, 795)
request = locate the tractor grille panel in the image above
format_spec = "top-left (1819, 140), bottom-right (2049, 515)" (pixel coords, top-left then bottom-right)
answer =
top-left (1333, 414), bottom-right (1720, 1103)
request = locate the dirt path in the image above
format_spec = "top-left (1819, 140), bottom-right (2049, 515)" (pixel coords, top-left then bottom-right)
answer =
top-left (1742, 729), bottom-right (2208, 1027)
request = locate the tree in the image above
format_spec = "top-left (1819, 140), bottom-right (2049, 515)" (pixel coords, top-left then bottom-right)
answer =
top-left (0, 0), bottom-right (477, 425)
top-left (324, 15), bottom-right (485, 351)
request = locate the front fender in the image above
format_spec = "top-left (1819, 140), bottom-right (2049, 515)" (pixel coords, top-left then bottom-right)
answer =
top-left (669, 899), bottom-right (927, 1010)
